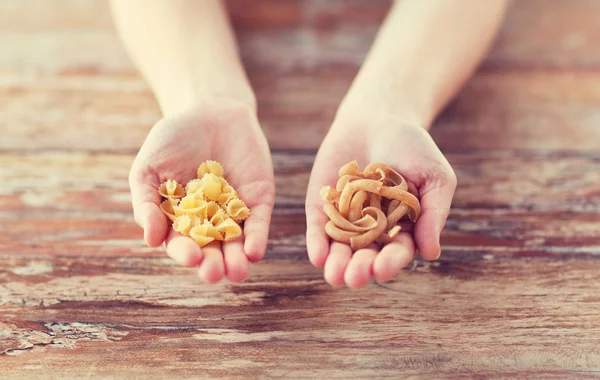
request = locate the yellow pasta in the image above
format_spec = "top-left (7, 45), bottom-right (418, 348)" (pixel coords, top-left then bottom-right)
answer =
top-left (216, 218), bottom-right (243, 241)
top-left (218, 192), bottom-right (238, 206)
top-left (189, 227), bottom-right (215, 247)
top-left (157, 160), bottom-right (250, 248)
top-left (201, 173), bottom-right (222, 201)
top-left (197, 160), bottom-right (224, 178)
top-left (209, 208), bottom-right (228, 226)
top-left (160, 199), bottom-right (177, 222)
top-left (173, 195), bottom-right (207, 217)
top-left (158, 179), bottom-right (185, 199)
top-left (185, 179), bottom-right (204, 197)
top-left (225, 198), bottom-right (250, 221)
top-left (173, 215), bottom-right (193, 235)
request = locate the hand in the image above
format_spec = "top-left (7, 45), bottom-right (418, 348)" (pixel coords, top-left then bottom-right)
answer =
top-left (129, 101), bottom-right (275, 283)
top-left (305, 112), bottom-right (457, 288)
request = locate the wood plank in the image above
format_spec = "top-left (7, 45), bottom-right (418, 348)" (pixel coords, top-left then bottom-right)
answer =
top-left (3, 0), bottom-right (600, 74)
top-left (1, 257), bottom-right (599, 377)
top-left (3, 70), bottom-right (600, 152)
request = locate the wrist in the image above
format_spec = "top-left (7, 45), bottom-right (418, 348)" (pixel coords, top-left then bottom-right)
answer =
top-left (336, 71), bottom-right (433, 132)
top-left (154, 69), bottom-right (257, 116)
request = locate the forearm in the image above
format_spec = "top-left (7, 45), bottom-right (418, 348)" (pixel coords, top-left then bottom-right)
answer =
top-left (110, 0), bottom-right (254, 116)
top-left (338, 0), bottom-right (508, 129)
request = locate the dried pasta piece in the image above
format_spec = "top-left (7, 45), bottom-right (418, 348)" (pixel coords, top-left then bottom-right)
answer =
top-left (370, 194), bottom-right (381, 209)
top-left (201, 173), bottom-right (222, 201)
top-left (185, 179), bottom-right (204, 197)
top-left (159, 179), bottom-right (185, 199)
top-left (189, 226), bottom-right (215, 247)
top-left (324, 221), bottom-right (360, 244)
top-left (338, 179), bottom-right (383, 218)
top-left (218, 191), bottom-right (238, 206)
top-left (387, 199), bottom-right (401, 215)
top-left (205, 202), bottom-right (222, 219)
top-left (323, 201), bottom-right (377, 233)
top-left (216, 218), bottom-right (243, 241)
top-left (386, 203), bottom-right (409, 231)
top-left (338, 160), bottom-right (361, 177)
top-left (379, 186), bottom-right (421, 222)
top-left (363, 163), bottom-right (408, 191)
top-left (348, 190), bottom-right (368, 222)
top-left (210, 208), bottom-right (228, 226)
top-left (197, 160), bottom-right (224, 178)
top-left (174, 195), bottom-right (207, 217)
top-left (320, 186), bottom-right (341, 203)
top-left (173, 214), bottom-right (194, 235)
top-left (336, 174), bottom-right (362, 192)
top-left (349, 207), bottom-right (387, 251)
top-left (160, 199), bottom-right (177, 222)
top-left (226, 198), bottom-right (250, 221)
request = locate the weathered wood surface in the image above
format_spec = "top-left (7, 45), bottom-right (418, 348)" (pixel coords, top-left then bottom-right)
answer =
top-left (1, 0), bottom-right (600, 378)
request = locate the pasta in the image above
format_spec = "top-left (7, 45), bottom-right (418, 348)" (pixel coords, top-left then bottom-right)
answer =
top-left (157, 160), bottom-right (249, 247)
top-left (321, 161), bottom-right (421, 251)
top-left (197, 160), bottom-right (224, 178)
top-left (158, 179), bottom-right (185, 199)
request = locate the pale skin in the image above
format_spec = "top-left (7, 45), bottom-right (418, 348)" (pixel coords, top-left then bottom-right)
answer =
top-left (111, 0), bottom-right (508, 287)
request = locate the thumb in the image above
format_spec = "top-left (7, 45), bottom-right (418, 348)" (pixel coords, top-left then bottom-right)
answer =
top-left (129, 169), bottom-right (169, 248)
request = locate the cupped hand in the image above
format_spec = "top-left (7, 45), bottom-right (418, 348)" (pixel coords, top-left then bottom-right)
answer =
top-left (306, 112), bottom-right (457, 288)
top-left (129, 101), bottom-right (275, 283)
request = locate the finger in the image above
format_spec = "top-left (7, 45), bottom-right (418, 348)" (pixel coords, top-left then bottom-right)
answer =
top-left (306, 203), bottom-right (330, 268)
top-left (344, 245), bottom-right (378, 289)
top-left (198, 242), bottom-right (225, 284)
top-left (163, 228), bottom-right (203, 267)
top-left (373, 233), bottom-right (415, 282)
top-left (223, 240), bottom-right (249, 283)
top-left (129, 172), bottom-right (168, 247)
top-left (243, 203), bottom-right (272, 263)
top-left (414, 170), bottom-right (457, 260)
top-left (323, 242), bottom-right (352, 287)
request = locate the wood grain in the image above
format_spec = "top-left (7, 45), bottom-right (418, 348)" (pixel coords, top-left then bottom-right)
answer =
top-left (1, 257), bottom-right (599, 378)
top-left (2, 0), bottom-right (600, 378)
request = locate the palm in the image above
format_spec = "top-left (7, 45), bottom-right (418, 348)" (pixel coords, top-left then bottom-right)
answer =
top-left (306, 116), bottom-right (456, 288)
top-left (130, 105), bottom-right (275, 283)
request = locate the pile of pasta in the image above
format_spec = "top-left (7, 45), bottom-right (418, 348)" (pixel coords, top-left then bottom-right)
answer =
top-left (320, 161), bottom-right (421, 251)
top-left (158, 160), bottom-right (250, 247)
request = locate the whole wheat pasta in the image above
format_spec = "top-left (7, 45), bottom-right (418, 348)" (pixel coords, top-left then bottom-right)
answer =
top-left (386, 203), bottom-right (409, 230)
top-left (335, 174), bottom-right (362, 192)
top-left (320, 186), bottom-right (341, 203)
top-left (320, 160), bottom-right (421, 252)
top-left (338, 160), bottom-right (361, 177)
top-left (363, 163), bottom-right (409, 191)
top-left (349, 207), bottom-right (387, 251)
top-left (323, 201), bottom-right (377, 233)
top-left (325, 221), bottom-right (361, 243)
top-left (379, 186), bottom-right (421, 222)
top-left (369, 194), bottom-right (381, 209)
top-left (348, 190), bottom-right (368, 222)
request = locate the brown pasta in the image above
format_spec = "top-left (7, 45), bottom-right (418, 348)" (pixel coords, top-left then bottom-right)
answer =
top-left (320, 161), bottom-right (421, 252)
top-left (348, 190), bottom-right (368, 222)
top-left (157, 160), bottom-right (249, 247)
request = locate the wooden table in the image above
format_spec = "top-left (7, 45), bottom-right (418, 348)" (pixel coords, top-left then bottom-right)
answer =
top-left (2, 1), bottom-right (600, 378)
